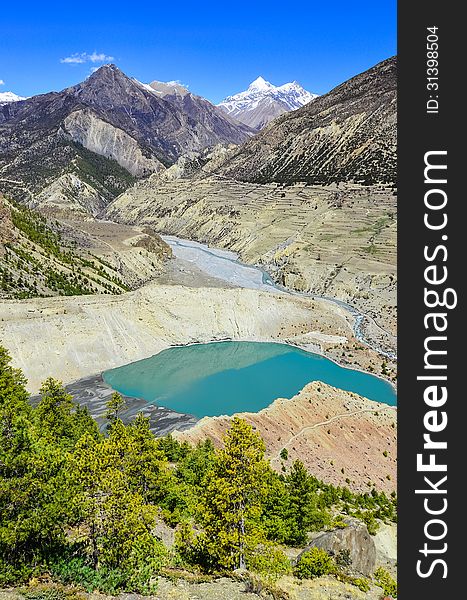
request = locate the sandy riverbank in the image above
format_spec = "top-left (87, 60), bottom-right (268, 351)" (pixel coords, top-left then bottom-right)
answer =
top-left (0, 282), bottom-right (353, 394)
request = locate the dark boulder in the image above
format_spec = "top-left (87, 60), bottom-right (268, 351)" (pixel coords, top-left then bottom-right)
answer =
top-left (299, 518), bottom-right (377, 576)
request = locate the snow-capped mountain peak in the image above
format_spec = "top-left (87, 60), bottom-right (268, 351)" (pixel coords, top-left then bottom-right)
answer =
top-left (0, 91), bottom-right (27, 105)
top-left (218, 77), bottom-right (318, 130)
top-left (277, 81), bottom-right (301, 91)
top-left (248, 76), bottom-right (274, 91)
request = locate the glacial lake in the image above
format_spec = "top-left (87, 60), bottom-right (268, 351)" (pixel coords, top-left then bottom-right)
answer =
top-left (103, 341), bottom-right (397, 418)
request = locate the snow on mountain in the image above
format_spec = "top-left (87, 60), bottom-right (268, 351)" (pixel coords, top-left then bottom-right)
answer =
top-left (0, 91), bottom-right (27, 105)
top-left (0, 65), bottom-right (254, 211)
top-left (248, 76), bottom-right (274, 92)
top-left (218, 77), bottom-right (318, 130)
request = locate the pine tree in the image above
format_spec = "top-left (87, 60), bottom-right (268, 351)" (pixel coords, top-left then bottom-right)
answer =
top-left (0, 345), bottom-right (31, 447)
top-left (287, 460), bottom-right (331, 544)
top-left (105, 391), bottom-right (125, 429)
top-left (121, 413), bottom-right (170, 503)
top-left (0, 350), bottom-right (73, 583)
top-left (197, 417), bottom-right (268, 570)
top-left (35, 378), bottom-right (74, 443)
top-left (177, 438), bottom-right (216, 487)
top-left (70, 426), bottom-right (167, 586)
top-left (261, 470), bottom-right (291, 543)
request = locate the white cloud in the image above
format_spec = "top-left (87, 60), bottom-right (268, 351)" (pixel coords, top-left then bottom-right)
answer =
top-left (88, 52), bottom-right (113, 63)
top-left (0, 80), bottom-right (4, 86)
top-left (60, 52), bottom-right (114, 65)
top-left (61, 54), bottom-right (86, 64)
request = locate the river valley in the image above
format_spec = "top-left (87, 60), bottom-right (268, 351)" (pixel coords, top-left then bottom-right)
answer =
top-left (0, 219), bottom-right (397, 492)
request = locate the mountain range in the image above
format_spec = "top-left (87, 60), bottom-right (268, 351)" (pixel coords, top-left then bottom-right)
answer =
top-left (0, 58), bottom-right (396, 216)
top-left (0, 65), bottom-right (253, 214)
top-left (218, 76), bottom-right (318, 130)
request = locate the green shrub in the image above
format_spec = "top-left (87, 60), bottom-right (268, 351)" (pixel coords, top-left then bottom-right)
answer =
top-left (50, 557), bottom-right (126, 594)
top-left (294, 548), bottom-right (335, 579)
top-left (359, 511), bottom-right (379, 535)
top-left (0, 560), bottom-right (36, 586)
top-left (243, 573), bottom-right (288, 600)
top-left (331, 516), bottom-right (348, 529)
top-left (21, 584), bottom-right (80, 600)
top-left (352, 577), bottom-right (371, 592)
top-left (374, 566), bottom-right (397, 597)
top-left (174, 521), bottom-right (209, 570)
top-left (247, 543), bottom-right (292, 582)
top-left (23, 590), bottom-right (65, 600)
top-left (335, 548), bottom-right (351, 569)
top-left (125, 534), bottom-right (167, 593)
top-left (50, 549), bottom-right (165, 595)
top-left (335, 572), bottom-right (371, 592)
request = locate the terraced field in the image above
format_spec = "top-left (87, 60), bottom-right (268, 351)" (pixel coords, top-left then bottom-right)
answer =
top-left (105, 177), bottom-right (397, 338)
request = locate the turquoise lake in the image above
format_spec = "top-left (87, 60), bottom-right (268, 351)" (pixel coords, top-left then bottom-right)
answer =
top-left (103, 341), bottom-right (397, 418)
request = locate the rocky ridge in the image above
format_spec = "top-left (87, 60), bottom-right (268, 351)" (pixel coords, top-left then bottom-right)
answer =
top-left (105, 178), bottom-right (397, 341)
top-left (0, 282), bottom-right (347, 393)
top-left (146, 79), bottom-right (254, 140)
top-left (177, 381), bottom-right (397, 494)
top-left (0, 195), bottom-right (171, 298)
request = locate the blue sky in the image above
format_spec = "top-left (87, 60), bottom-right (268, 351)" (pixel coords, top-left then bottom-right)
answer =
top-left (0, 1), bottom-right (396, 103)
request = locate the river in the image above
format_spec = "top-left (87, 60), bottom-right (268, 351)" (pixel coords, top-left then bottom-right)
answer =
top-left (163, 235), bottom-right (397, 360)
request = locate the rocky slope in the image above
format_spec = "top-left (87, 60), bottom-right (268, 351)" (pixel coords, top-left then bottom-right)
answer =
top-left (0, 194), bottom-right (171, 298)
top-left (134, 144), bottom-right (238, 184)
top-left (62, 108), bottom-right (164, 176)
top-left (218, 76), bottom-right (318, 130)
top-left (217, 57), bottom-right (396, 184)
top-left (177, 381), bottom-right (396, 494)
top-left (0, 65), bottom-right (251, 213)
top-left (0, 575), bottom-right (388, 600)
top-left (147, 79), bottom-right (254, 139)
top-left (104, 58), bottom-right (397, 336)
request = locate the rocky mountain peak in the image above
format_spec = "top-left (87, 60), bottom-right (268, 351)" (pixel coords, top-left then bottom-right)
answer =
top-left (74, 63), bottom-right (145, 100)
top-left (87, 63), bottom-right (122, 78)
top-left (0, 65), bottom-right (253, 213)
